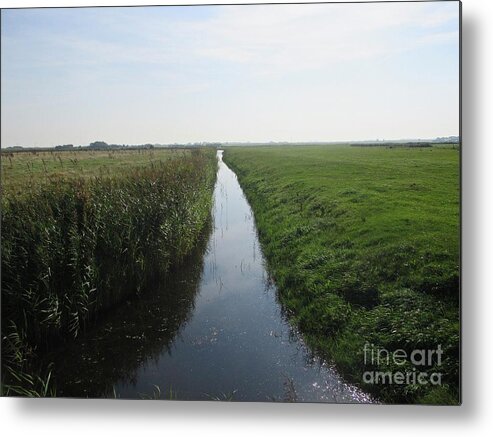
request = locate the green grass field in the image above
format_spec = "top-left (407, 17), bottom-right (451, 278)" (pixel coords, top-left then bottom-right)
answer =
top-left (223, 144), bottom-right (460, 404)
top-left (1, 148), bottom-right (191, 195)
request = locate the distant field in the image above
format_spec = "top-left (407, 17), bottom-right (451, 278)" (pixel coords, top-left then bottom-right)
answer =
top-left (224, 144), bottom-right (460, 404)
top-left (0, 148), bottom-right (190, 194)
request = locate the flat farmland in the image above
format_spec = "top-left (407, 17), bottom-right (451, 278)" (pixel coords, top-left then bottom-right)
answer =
top-left (223, 144), bottom-right (460, 404)
top-left (1, 148), bottom-right (193, 194)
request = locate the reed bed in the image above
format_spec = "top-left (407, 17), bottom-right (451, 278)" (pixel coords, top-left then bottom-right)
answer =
top-left (1, 149), bottom-right (217, 396)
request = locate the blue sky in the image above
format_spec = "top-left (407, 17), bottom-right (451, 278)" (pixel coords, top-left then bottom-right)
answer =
top-left (1, 2), bottom-right (459, 147)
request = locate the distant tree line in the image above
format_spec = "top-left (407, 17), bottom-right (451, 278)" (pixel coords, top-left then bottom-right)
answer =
top-left (88, 141), bottom-right (155, 150)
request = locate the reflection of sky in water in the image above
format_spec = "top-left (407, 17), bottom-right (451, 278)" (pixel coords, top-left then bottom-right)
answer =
top-left (115, 151), bottom-right (372, 402)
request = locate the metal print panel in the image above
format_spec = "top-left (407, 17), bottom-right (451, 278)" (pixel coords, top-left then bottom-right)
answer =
top-left (0, 1), bottom-right (461, 404)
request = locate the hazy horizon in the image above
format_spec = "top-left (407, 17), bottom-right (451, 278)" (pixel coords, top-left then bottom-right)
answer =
top-left (1, 2), bottom-right (460, 148)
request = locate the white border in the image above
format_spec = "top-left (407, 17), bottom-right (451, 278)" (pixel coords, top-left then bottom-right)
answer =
top-left (1, 0), bottom-right (493, 435)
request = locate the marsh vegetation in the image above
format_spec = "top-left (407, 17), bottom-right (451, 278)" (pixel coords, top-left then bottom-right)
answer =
top-left (1, 148), bottom-right (216, 396)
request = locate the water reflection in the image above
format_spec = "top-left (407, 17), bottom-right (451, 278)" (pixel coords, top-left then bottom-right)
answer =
top-left (51, 151), bottom-right (372, 402)
top-left (48, 226), bottom-right (211, 398)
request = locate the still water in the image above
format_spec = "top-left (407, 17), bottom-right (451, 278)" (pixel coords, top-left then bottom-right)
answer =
top-left (52, 151), bottom-right (371, 402)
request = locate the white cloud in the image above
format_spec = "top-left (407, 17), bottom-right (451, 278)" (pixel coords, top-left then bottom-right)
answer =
top-left (184, 2), bottom-right (458, 74)
top-left (4, 2), bottom-right (458, 74)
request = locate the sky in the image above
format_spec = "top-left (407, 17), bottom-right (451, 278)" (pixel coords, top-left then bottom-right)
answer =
top-left (1, 2), bottom-right (460, 147)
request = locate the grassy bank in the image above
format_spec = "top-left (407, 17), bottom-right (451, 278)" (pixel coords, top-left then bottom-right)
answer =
top-left (223, 145), bottom-right (460, 404)
top-left (1, 148), bottom-right (217, 396)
